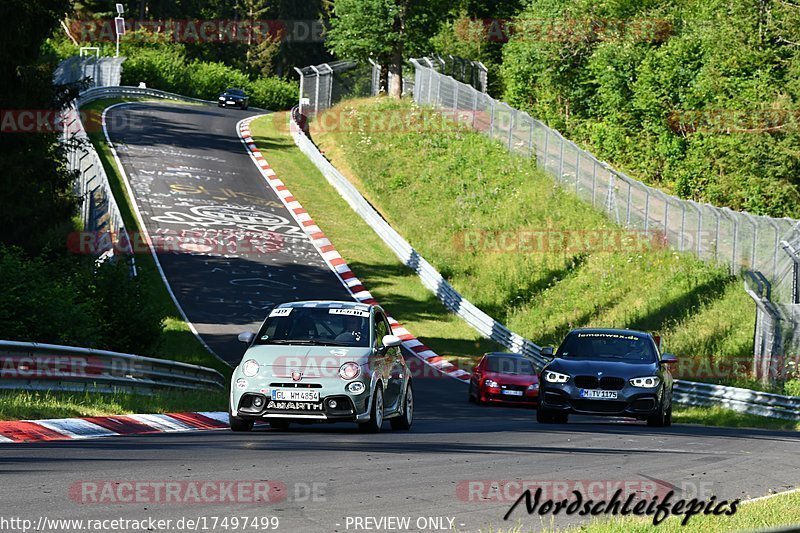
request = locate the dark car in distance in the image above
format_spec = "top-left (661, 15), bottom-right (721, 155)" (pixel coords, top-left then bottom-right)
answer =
top-left (468, 352), bottom-right (539, 407)
top-left (537, 328), bottom-right (676, 426)
top-left (218, 88), bottom-right (249, 109)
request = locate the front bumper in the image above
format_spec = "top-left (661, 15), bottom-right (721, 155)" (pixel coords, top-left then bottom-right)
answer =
top-left (539, 382), bottom-right (661, 417)
top-left (481, 386), bottom-right (538, 405)
top-left (231, 374), bottom-right (372, 422)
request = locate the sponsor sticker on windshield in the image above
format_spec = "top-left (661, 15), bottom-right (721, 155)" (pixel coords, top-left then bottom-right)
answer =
top-left (576, 332), bottom-right (637, 340)
top-left (269, 307), bottom-right (292, 317)
top-left (329, 309), bottom-right (370, 317)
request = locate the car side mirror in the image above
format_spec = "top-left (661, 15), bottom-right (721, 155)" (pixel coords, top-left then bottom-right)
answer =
top-left (381, 334), bottom-right (402, 348)
top-left (661, 353), bottom-right (677, 365)
top-left (238, 331), bottom-right (255, 344)
top-left (541, 346), bottom-right (555, 358)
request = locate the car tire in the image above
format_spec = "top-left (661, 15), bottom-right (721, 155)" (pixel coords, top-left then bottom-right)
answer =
top-left (390, 382), bottom-right (413, 431)
top-left (269, 420), bottom-right (290, 430)
top-left (467, 385), bottom-right (476, 403)
top-left (358, 386), bottom-right (384, 433)
top-left (229, 413), bottom-right (253, 432)
top-left (536, 407), bottom-right (555, 423)
top-left (647, 395), bottom-right (670, 427)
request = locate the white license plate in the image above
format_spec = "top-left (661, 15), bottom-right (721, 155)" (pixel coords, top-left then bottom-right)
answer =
top-left (580, 389), bottom-right (618, 399)
top-left (227, 101), bottom-right (236, 104)
top-left (502, 390), bottom-right (524, 396)
top-left (271, 389), bottom-right (320, 402)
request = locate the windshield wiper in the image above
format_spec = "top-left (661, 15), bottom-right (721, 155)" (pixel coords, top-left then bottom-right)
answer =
top-left (260, 339), bottom-right (341, 346)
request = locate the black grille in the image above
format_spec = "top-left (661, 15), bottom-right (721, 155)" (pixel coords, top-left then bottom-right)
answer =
top-left (571, 400), bottom-right (627, 413)
top-left (501, 385), bottom-right (528, 392)
top-left (574, 376), bottom-right (599, 389)
top-left (599, 377), bottom-right (625, 390)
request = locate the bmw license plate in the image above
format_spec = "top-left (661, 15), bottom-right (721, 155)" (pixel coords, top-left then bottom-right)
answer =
top-left (502, 390), bottom-right (524, 396)
top-left (580, 389), bottom-right (618, 400)
top-left (271, 389), bottom-right (320, 402)
top-left (227, 100), bottom-right (236, 104)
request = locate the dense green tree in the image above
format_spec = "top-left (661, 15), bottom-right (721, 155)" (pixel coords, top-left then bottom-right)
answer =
top-left (327, 0), bottom-right (445, 97)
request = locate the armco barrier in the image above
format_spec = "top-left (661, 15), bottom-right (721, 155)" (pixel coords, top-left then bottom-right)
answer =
top-left (0, 340), bottom-right (226, 395)
top-left (289, 107), bottom-right (800, 420)
top-left (673, 381), bottom-right (800, 421)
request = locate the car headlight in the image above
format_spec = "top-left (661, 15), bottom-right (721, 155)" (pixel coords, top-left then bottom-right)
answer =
top-left (485, 379), bottom-right (499, 388)
top-left (527, 383), bottom-right (539, 391)
top-left (339, 362), bottom-right (360, 380)
top-left (242, 359), bottom-right (259, 377)
top-left (218, 96), bottom-right (225, 100)
top-left (544, 370), bottom-right (569, 383)
top-left (630, 376), bottom-right (660, 388)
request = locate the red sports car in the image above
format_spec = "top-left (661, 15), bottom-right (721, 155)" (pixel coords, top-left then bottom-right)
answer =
top-left (468, 352), bottom-right (539, 406)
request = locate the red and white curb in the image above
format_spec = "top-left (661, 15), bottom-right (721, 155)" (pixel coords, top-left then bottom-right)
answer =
top-left (0, 412), bottom-right (230, 443)
top-left (237, 116), bottom-right (470, 382)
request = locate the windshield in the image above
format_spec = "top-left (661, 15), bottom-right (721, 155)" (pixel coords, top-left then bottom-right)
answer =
top-left (254, 307), bottom-right (371, 347)
top-left (486, 357), bottom-right (536, 375)
top-left (225, 88), bottom-right (244, 96)
top-left (556, 332), bottom-right (656, 363)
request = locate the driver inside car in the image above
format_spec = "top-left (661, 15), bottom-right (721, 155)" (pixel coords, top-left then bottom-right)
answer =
top-left (335, 315), bottom-right (366, 343)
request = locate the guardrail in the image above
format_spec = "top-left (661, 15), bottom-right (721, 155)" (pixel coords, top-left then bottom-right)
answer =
top-left (289, 107), bottom-right (800, 421)
top-left (0, 340), bottom-right (226, 395)
top-left (673, 380), bottom-right (800, 421)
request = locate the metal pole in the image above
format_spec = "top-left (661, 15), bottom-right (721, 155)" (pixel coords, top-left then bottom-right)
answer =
top-left (489, 103), bottom-right (495, 139)
top-left (472, 88), bottom-right (478, 129)
top-left (542, 128), bottom-right (550, 171)
top-left (591, 161), bottom-right (597, 207)
top-left (679, 204), bottom-right (686, 252)
top-left (507, 111), bottom-right (514, 151)
top-left (293, 67), bottom-right (304, 114)
top-left (558, 137), bottom-right (565, 180)
top-left (528, 120), bottom-right (534, 158)
top-left (574, 148), bottom-right (581, 194)
top-left (644, 192), bottom-right (650, 233)
top-left (626, 183), bottom-right (632, 225)
top-left (310, 65), bottom-right (321, 115)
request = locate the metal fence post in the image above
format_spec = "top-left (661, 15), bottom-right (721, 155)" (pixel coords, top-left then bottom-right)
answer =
top-left (574, 148), bottom-right (581, 194)
top-left (527, 120), bottom-right (534, 158)
top-left (644, 192), bottom-right (650, 233)
top-left (489, 103), bottom-right (495, 140)
top-left (472, 88), bottom-right (478, 129)
top-left (591, 161), bottom-right (597, 207)
top-left (507, 111), bottom-right (514, 151)
top-left (679, 204), bottom-right (686, 252)
top-left (558, 137), bottom-right (565, 180)
top-left (310, 65), bottom-right (321, 115)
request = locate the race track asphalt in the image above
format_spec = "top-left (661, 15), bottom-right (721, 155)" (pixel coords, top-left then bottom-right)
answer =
top-left (0, 101), bottom-right (796, 533)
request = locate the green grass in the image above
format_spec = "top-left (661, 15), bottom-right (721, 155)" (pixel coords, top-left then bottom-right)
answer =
top-left (249, 111), bottom-right (502, 361)
top-left (0, 389), bottom-right (227, 421)
top-left (80, 98), bottom-right (231, 377)
top-left (561, 489), bottom-right (800, 532)
top-left (480, 490), bottom-right (800, 532)
top-left (673, 405), bottom-right (800, 431)
top-left (311, 98), bottom-right (756, 379)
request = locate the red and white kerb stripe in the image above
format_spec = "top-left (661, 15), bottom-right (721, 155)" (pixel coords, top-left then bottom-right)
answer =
top-left (0, 412), bottom-right (230, 443)
top-left (238, 116), bottom-right (470, 382)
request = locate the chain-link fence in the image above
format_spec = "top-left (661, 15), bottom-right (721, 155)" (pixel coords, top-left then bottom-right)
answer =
top-left (410, 59), bottom-right (799, 288)
top-left (53, 56), bottom-right (125, 88)
top-left (294, 60), bottom-right (372, 116)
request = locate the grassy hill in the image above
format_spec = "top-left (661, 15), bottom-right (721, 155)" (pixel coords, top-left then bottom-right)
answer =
top-left (311, 97), bottom-right (756, 386)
